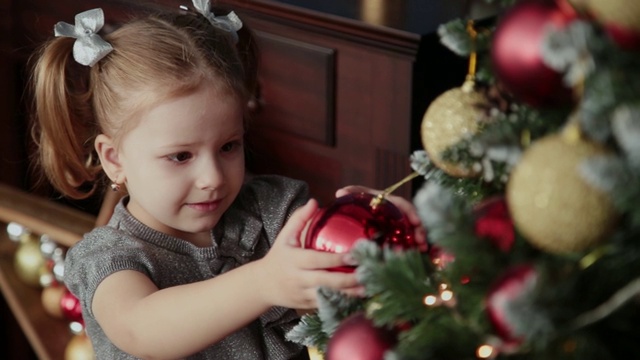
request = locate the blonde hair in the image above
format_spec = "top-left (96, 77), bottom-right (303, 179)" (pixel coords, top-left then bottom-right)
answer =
top-left (31, 10), bottom-right (257, 199)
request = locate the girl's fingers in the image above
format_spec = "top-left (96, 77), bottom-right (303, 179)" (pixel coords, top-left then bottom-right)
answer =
top-left (297, 283), bottom-right (365, 310)
top-left (376, 193), bottom-right (429, 248)
top-left (320, 270), bottom-right (360, 289)
top-left (293, 248), bottom-right (357, 270)
top-left (340, 285), bottom-right (366, 298)
top-left (385, 193), bottom-right (419, 220)
top-left (277, 199), bottom-right (318, 248)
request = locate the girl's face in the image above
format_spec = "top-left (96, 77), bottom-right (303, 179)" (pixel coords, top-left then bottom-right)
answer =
top-left (115, 84), bottom-right (245, 245)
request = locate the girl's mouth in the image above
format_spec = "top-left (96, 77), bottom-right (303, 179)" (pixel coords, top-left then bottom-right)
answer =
top-left (186, 200), bottom-right (221, 212)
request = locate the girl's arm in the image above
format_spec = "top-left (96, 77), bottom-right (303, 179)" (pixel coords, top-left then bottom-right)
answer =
top-left (92, 199), bottom-right (358, 359)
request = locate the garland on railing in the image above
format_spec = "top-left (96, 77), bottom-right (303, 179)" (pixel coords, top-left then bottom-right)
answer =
top-left (6, 222), bottom-right (94, 359)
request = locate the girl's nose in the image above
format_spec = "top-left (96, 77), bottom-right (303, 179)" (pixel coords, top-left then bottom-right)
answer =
top-left (196, 159), bottom-right (224, 191)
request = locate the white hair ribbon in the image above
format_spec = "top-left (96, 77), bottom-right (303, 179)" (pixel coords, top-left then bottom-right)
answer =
top-left (192, 0), bottom-right (243, 43)
top-left (54, 8), bottom-right (113, 67)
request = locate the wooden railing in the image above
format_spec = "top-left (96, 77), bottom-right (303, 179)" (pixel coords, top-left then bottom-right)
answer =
top-left (0, 183), bottom-right (95, 360)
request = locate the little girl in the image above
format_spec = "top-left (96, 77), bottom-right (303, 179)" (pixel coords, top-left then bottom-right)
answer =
top-left (31, 2), bottom-right (423, 359)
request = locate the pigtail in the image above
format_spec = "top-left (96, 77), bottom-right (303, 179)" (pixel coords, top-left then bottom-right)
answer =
top-left (31, 37), bottom-right (102, 199)
top-left (235, 21), bottom-right (259, 107)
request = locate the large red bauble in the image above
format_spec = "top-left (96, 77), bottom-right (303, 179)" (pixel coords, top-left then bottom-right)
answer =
top-left (486, 264), bottom-right (537, 344)
top-left (304, 193), bottom-right (416, 272)
top-left (326, 312), bottom-right (396, 360)
top-left (491, 0), bottom-right (577, 108)
top-left (60, 288), bottom-right (83, 322)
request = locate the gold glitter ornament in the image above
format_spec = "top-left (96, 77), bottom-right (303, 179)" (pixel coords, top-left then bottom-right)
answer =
top-left (420, 86), bottom-right (487, 177)
top-left (65, 333), bottom-right (95, 360)
top-left (506, 126), bottom-right (618, 254)
top-left (41, 285), bottom-right (66, 319)
top-left (420, 20), bottom-right (488, 178)
top-left (14, 239), bottom-right (46, 287)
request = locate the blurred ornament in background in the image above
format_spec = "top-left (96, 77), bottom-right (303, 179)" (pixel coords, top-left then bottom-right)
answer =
top-left (39, 259), bottom-right (57, 288)
top-left (506, 124), bottom-right (618, 253)
top-left (603, 22), bottom-right (640, 50)
top-left (304, 193), bottom-right (417, 272)
top-left (42, 284), bottom-right (67, 319)
top-left (486, 264), bottom-right (538, 346)
top-left (473, 196), bottom-right (515, 252)
top-left (14, 235), bottom-right (46, 287)
top-left (491, 0), bottom-right (577, 108)
top-left (326, 312), bottom-right (397, 360)
top-left (61, 288), bottom-right (83, 323)
top-left (65, 332), bottom-right (94, 360)
top-left (570, 0), bottom-right (640, 49)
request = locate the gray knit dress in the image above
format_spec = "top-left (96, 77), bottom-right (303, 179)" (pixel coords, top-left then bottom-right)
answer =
top-left (64, 175), bottom-right (311, 359)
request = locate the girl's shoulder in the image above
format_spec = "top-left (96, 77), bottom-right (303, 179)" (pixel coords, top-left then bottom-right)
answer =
top-left (67, 225), bottom-right (147, 266)
top-left (242, 174), bottom-right (308, 196)
top-left (237, 174), bottom-right (309, 213)
top-left (81, 224), bottom-right (137, 248)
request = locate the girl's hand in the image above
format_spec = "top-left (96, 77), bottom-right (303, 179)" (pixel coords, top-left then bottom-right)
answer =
top-left (256, 199), bottom-right (362, 310)
top-left (335, 185), bottom-right (428, 248)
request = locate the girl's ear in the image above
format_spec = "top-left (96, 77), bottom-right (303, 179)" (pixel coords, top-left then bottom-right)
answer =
top-left (95, 134), bottom-right (123, 183)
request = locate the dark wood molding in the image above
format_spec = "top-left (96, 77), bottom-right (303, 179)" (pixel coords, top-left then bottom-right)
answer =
top-left (0, 184), bottom-right (95, 248)
top-left (215, 0), bottom-right (424, 56)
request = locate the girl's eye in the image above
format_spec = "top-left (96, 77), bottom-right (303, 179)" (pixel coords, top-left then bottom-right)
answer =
top-left (221, 141), bottom-right (242, 153)
top-left (167, 152), bottom-right (192, 163)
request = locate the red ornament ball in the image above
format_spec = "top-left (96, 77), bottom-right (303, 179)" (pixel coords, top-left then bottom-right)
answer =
top-left (603, 23), bottom-right (640, 50)
top-left (474, 196), bottom-right (515, 252)
top-left (60, 288), bottom-right (83, 322)
top-left (580, 0), bottom-right (640, 49)
top-left (491, 0), bottom-right (577, 108)
top-left (304, 193), bottom-right (417, 272)
top-left (326, 312), bottom-right (397, 360)
top-left (486, 264), bottom-right (537, 344)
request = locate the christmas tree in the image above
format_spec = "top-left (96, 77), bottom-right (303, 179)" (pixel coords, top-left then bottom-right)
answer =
top-left (287, 0), bottom-right (640, 359)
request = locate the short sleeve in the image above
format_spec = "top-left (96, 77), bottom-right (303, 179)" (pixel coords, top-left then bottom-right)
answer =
top-left (64, 227), bottom-right (151, 318)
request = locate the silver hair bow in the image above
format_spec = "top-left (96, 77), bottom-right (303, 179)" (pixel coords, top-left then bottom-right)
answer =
top-left (192, 0), bottom-right (243, 44)
top-left (54, 8), bottom-right (113, 67)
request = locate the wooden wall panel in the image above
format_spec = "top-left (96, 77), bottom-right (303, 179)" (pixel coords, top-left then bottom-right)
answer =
top-left (0, 0), bottom-right (24, 188)
top-left (241, 14), bottom-right (418, 201)
top-left (256, 31), bottom-right (336, 146)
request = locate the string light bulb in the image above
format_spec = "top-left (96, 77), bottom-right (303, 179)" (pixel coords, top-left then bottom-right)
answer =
top-left (423, 283), bottom-right (458, 307)
top-left (423, 295), bottom-right (438, 306)
top-left (7, 222), bottom-right (27, 242)
top-left (440, 290), bottom-right (454, 302)
top-left (476, 344), bottom-right (496, 359)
